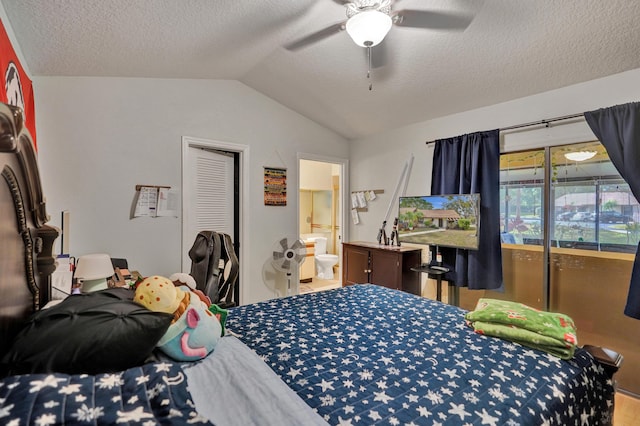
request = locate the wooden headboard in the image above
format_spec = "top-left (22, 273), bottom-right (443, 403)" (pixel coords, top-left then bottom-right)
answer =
top-left (0, 103), bottom-right (57, 362)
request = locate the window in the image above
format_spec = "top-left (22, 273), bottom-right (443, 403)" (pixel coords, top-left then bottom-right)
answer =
top-left (499, 141), bottom-right (640, 252)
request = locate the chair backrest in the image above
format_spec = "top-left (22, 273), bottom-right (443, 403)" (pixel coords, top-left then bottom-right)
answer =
top-left (188, 231), bottom-right (221, 302)
top-left (217, 233), bottom-right (239, 308)
top-left (188, 231), bottom-right (239, 307)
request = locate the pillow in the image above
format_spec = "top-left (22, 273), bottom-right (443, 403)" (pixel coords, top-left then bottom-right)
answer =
top-left (2, 288), bottom-right (173, 375)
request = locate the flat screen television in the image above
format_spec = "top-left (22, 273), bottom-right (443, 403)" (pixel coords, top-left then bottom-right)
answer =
top-left (397, 193), bottom-right (481, 250)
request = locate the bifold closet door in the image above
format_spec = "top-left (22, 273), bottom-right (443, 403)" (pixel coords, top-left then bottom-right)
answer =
top-left (183, 147), bottom-right (234, 271)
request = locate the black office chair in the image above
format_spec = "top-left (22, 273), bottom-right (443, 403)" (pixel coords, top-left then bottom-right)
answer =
top-left (217, 233), bottom-right (239, 308)
top-left (188, 231), bottom-right (239, 308)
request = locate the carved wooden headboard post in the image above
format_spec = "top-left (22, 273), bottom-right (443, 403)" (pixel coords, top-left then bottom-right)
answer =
top-left (0, 103), bottom-right (58, 359)
top-left (34, 225), bottom-right (59, 307)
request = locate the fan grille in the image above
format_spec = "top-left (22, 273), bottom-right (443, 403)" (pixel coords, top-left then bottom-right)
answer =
top-left (271, 237), bottom-right (306, 273)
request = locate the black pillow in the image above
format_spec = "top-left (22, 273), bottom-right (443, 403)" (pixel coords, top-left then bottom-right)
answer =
top-left (2, 288), bottom-right (173, 375)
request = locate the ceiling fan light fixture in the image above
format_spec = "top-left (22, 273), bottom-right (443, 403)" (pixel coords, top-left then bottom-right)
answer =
top-left (346, 10), bottom-right (392, 47)
top-left (564, 151), bottom-right (597, 162)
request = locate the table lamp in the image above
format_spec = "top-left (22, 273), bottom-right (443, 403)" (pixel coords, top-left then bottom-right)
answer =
top-left (75, 253), bottom-right (114, 293)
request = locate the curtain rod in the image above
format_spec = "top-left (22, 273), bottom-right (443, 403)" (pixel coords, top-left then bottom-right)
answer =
top-left (425, 112), bottom-right (585, 145)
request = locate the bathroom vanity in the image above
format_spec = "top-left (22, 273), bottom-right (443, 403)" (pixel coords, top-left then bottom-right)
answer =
top-left (342, 241), bottom-right (422, 295)
top-left (300, 241), bottom-right (315, 283)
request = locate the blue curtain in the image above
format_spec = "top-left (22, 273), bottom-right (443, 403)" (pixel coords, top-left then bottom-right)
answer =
top-left (431, 130), bottom-right (502, 290)
top-left (585, 102), bottom-right (640, 319)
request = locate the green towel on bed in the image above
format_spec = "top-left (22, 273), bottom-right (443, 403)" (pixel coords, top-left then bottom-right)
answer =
top-left (464, 298), bottom-right (578, 359)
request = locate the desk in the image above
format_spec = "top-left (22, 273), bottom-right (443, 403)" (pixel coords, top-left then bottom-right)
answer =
top-left (411, 265), bottom-right (449, 302)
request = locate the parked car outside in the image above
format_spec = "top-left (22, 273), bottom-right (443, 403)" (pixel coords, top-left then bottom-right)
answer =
top-left (571, 212), bottom-right (591, 221)
top-left (598, 211), bottom-right (633, 223)
top-left (556, 211), bottom-right (574, 221)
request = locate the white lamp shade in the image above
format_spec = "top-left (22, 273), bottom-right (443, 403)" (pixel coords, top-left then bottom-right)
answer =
top-left (75, 253), bottom-right (114, 280)
top-left (346, 10), bottom-right (393, 47)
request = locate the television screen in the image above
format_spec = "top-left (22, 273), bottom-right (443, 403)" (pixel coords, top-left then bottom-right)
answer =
top-left (397, 194), bottom-right (480, 250)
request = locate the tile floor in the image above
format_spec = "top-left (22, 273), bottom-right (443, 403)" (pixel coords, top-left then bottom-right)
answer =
top-left (299, 277), bottom-right (341, 294)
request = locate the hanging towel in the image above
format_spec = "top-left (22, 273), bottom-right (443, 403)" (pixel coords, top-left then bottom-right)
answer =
top-left (357, 192), bottom-right (367, 208)
top-left (351, 208), bottom-right (360, 225)
top-left (465, 298), bottom-right (578, 359)
top-left (351, 193), bottom-right (359, 209)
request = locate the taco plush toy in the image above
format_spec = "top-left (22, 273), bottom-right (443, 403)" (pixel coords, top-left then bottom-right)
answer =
top-left (134, 275), bottom-right (224, 361)
top-left (134, 275), bottom-right (183, 314)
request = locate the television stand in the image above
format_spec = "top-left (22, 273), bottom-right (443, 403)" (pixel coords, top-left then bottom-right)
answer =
top-left (411, 264), bottom-right (450, 302)
top-left (342, 241), bottom-right (422, 295)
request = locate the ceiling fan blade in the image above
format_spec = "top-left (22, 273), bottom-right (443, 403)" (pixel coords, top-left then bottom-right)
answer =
top-left (331, 0), bottom-right (351, 4)
top-left (392, 9), bottom-right (473, 31)
top-left (285, 21), bottom-right (346, 51)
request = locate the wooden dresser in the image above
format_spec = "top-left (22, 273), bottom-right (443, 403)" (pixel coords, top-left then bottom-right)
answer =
top-left (342, 241), bottom-right (422, 295)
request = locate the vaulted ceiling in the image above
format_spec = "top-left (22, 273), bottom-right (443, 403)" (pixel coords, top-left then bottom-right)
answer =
top-left (3, 0), bottom-right (640, 140)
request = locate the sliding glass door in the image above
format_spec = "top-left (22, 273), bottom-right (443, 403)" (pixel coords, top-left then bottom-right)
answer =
top-left (459, 140), bottom-right (640, 395)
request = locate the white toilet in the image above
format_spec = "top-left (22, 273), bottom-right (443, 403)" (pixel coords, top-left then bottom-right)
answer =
top-left (314, 237), bottom-right (339, 280)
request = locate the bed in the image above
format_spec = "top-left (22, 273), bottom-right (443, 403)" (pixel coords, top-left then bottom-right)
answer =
top-left (0, 102), bottom-right (617, 425)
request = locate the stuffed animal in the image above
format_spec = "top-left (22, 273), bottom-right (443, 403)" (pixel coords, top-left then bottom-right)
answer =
top-left (134, 275), bottom-right (226, 361)
top-left (134, 275), bottom-right (184, 314)
top-left (169, 272), bottom-right (211, 306)
top-left (169, 272), bottom-right (229, 333)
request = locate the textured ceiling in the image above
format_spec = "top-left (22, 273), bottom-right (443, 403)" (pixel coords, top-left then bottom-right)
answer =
top-left (3, 0), bottom-right (640, 140)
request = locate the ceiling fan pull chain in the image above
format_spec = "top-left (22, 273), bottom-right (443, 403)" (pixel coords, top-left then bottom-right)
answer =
top-left (367, 44), bottom-right (373, 91)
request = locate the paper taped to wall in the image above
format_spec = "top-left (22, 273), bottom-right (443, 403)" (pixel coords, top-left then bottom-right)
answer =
top-left (132, 185), bottom-right (177, 218)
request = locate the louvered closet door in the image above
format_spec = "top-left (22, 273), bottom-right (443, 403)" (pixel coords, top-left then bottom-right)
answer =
top-left (183, 147), bottom-right (234, 270)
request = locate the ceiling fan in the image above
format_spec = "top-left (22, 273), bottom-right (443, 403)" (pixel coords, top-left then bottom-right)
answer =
top-left (285, 0), bottom-right (474, 89)
top-left (285, 0), bottom-right (474, 52)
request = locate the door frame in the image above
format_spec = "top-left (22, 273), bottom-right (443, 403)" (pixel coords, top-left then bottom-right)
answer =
top-left (297, 152), bottom-right (349, 282)
top-left (182, 136), bottom-right (250, 305)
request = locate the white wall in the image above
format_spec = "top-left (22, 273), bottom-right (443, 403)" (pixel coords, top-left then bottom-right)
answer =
top-left (348, 68), bottom-right (640, 243)
top-left (34, 77), bottom-right (348, 304)
top-left (299, 159), bottom-right (334, 190)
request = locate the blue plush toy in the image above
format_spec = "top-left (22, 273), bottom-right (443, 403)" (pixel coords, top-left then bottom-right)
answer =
top-left (135, 275), bottom-right (225, 361)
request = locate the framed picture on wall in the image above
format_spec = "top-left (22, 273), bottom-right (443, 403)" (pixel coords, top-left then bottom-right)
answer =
top-left (264, 166), bottom-right (286, 206)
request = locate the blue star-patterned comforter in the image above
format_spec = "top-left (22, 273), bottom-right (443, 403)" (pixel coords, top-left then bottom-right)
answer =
top-left (0, 362), bottom-right (213, 425)
top-left (227, 284), bottom-right (614, 426)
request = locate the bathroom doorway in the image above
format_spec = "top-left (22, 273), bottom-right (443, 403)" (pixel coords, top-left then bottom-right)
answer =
top-left (298, 154), bottom-right (348, 293)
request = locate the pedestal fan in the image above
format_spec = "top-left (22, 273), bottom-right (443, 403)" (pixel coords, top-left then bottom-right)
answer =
top-left (271, 237), bottom-right (306, 297)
